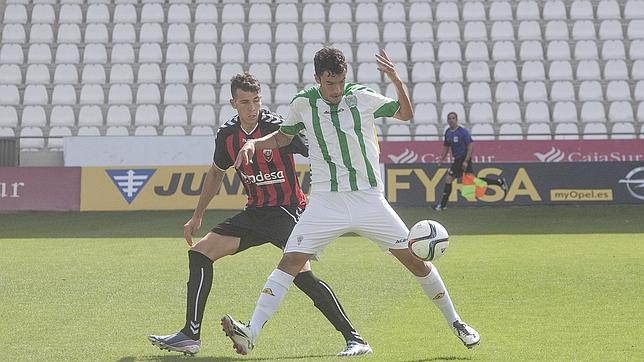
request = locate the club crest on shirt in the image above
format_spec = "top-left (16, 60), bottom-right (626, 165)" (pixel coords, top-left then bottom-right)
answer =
top-left (263, 149), bottom-right (273, 162)
top-left (345, 94), bottom-right (357, 108)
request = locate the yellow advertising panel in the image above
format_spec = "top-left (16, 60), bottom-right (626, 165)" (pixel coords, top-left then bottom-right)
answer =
top-left (81, 165), bottom-right (311, 211)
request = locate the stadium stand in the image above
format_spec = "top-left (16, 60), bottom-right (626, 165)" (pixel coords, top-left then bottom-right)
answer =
top-left (0, 0), bottom-right (643, 149)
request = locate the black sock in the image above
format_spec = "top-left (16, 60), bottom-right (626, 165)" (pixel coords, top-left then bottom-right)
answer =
top-left (439, 183), bottom-right (452, 208)
top-left (294, 271), bottom-right (365, 344)
top-left (481, 177), bottom-right (502, 186)
top-left (180, 250), bottom-right (213, 341)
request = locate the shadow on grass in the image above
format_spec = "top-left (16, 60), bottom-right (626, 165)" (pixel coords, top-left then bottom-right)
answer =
top-left (118, 353), bottom-right (338, 362)
top-left (118, 355), bottom-right (469, 362)
top-left (2, 205), bottom-right (643, 238)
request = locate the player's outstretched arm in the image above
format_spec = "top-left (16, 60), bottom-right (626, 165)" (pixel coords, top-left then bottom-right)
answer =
top-left (376, 49), bottom-right (413, 121)
top-left (184, 165), bottom-right (226, 246)
top-left (234, 130), bottom-right (295, 167)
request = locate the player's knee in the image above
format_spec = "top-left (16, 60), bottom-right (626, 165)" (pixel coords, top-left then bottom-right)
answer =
top-left (278, 252), bottom-right (310, 276)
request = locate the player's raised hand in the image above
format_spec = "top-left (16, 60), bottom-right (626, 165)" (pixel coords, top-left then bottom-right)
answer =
top-left (234, 141), bottom-right (255, 168)
top-left (375, 49), bottom-right (401, 83)
top-left (183, 216), bottom-right (202, 246)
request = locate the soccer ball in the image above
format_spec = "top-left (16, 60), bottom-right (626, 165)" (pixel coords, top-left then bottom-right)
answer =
top-left (407, 219), bottom-right (449, 261)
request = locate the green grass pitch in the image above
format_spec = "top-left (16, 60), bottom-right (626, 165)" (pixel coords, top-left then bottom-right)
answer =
top-left (1, 205), bottom-right (642, 361)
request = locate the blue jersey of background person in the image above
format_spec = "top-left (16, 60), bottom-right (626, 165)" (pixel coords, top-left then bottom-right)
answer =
top-left (443, 125), bottom-right (473, 159)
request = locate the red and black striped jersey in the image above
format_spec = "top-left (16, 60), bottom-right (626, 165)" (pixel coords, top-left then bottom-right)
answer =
top-left (213, 109), bottom-right (308, 209)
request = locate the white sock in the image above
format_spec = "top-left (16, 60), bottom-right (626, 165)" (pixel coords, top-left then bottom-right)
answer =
top-left (249, 269), bottom-right (294, 339)
top-left (416, 265), bottom-right (460, 325)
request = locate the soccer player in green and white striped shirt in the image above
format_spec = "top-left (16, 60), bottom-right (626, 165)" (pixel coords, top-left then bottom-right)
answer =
top-left (221, 48), bottom-right (480, 356)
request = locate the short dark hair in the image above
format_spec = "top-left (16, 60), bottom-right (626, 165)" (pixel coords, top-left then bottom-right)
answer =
top-left (447, 112), bottom-right (458, 119)
top-left (230, 72), bottom-right (261, 98)
top-left (314, 47), bottom-right (347, 77)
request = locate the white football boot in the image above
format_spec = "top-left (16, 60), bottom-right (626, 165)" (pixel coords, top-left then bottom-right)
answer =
top-left (337, 341), bottom-right (373, 357)
top-left (221, 314), bottom-right (255, 355)
top-left (148, 331), bottom-right (200, 356)
top-left (452, 320), bottom-right (480, 349)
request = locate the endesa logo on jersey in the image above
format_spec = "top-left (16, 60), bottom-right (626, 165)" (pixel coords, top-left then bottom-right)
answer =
top-left (239, 169), bottom-right (286, 186)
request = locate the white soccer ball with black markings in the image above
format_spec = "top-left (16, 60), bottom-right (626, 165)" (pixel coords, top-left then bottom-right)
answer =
top-left (407, 220), bottom-right (449, 261)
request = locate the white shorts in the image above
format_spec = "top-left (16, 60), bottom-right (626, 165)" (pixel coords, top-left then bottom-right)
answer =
top-left (284, 188), bottom-right (410, 260)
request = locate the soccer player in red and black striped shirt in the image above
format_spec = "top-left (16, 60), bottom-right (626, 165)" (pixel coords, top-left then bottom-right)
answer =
top-left (149, 73), bottom-right (370, 356)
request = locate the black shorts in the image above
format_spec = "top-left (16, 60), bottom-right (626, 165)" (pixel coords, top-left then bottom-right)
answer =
top-left (448, 156), bottom-right (474, 179)
top-left (211, 206), bottom-right (302, 254)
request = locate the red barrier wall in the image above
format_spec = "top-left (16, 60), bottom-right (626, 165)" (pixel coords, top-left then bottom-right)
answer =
top-left (0, 167), bottom-right (81, 211)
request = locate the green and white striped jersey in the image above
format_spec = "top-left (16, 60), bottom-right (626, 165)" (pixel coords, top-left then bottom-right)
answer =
top-left (280, 83), bottom-right (400, 192)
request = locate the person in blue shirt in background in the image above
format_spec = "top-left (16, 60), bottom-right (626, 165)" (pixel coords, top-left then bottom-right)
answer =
top-left (434, 112), bottom-right (507, 211)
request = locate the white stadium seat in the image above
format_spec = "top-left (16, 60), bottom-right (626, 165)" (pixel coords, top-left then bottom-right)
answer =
top-left (191, 105), bottom-right (215, 126)
top-left (597, 0), bottom-right (621, 20)
top-left (439, 62), bottom-right (463, 82)
top-left (495, 82), bottom-right (520, 102)
top-left (1, 44), bottom-right (24, 64)
top-left (608, 101), bottom-right (635, 123)
top-left (83, 44), bottom-right (107, 64)
top-left (78, 105), bottom-right (103, 127)
top-left (491, 21), bottom-right (514, 41)
top-left (437, 42), bottom-right (462, 61)
top-left (547, 41), bottom-right (571, 60)
top-left (409, 2), bottom-right (432, 22)
top-left (582, 123), bottom-right (608, 139)
top-left (611, 122), bottom-right (636, 139)
top-left (221, 4), bottom-right (244, 23)
top-left (31, 4), bottom-right (55, 24)
top-left (440, 83), bottom-right (464, 103)
top-left (164, 84), bottom-right (188, 105)
top-left (249, 23), bottom-right (273, 43)
top-left (580, 101), bottom-right (607, 123)
top-left (545, 21), bottom-right (569, 41)
top-left (111, 44), bottom-right (135, 64)
top-left (628, 20), bottom-right (644, 39)
top-left (606, 81), bottom-right (631, 101)
top-left (141, 3), bottom-right (164, 23)
top-left (84, 24), bottom-right (108, 43)
top-left (469, 103), bottom-right (494, 124)
top-left (3, 5), bottom-right (27, 24)
top-left (192, 64), bottom-right (217, 84)
top-left (465, 42), bottom-right (489, 61)
top-left (437, 22), bottom-right (460, 42)
top-left (554, 123), bottom-right (580, 140)
top-left (21, 106), bottom-right (46, 127)
top-left (599, 20), bottom-right (624, 40)
top-left (356, 23), bottom-right (379, 43)
top-left (80, 64), bottom-right (105, 85)
top-left (635, 81), bottom-right (644, 101)
top-left (604, 60), bottom-right (629, 80)
top-left (139, 43), bottom-right (163, 63)
top-left (527, 123), bottom-right (552, 140)
top-left (499, 123), bottom-right (524, 140)
top-left (525, 102), bottom-right (551, 123)
top-left (25, 64), bottom-right (50, 84)
top-left (274, 63), bottom-right (299, 84)
top-left (163, 105), bottom-right (188, 126)
top-left (47, 127), bottom-right (72, 149)
top-left (549, 61), bottom-right (574, 81)
top-left (466, 62), bottom-right (491, 82)
top-left (114, 4), bottom-right (137, 23)
top-left (86, 4), bottom-right (110, 24)
top-left (28, 44), bottom-right (51, 64)
top-left (576, 60), bottom-right (601, 80)
top-left (0, 85), bottom-right (20, 105)
top-left (550, 81), bottom-right (575, 102)
top-left (106, 105), bottom-right (132, 127)
top-left (464, 22), bottom-right (487, 42)
top-left (570, 0), bottom-right (594, 20)
top-left (167, 24), bottom-right (190, 43)
top-left (574, 40), bottom-right (599, 60)
top-left (412, 62), bottom-right (436, 83)
top-left (106, 126), bottom-right (130, 136)
top-left (191, 84), bottom-right (216, 105)
top-left (2, 24), bottom-right (26, 43)
top-left (471, 123), bottom-right (495, 140)
top-left (135, 105), bottom-right (160, 126)
top-left (134, 126), bottom-right (157, 136)
top-left (633, 60), bottom-right (644, 80)
top-left (20, 127), bottom-right (45, 150)
top-left (489, 1), bottom-right (513, 21)
top-left (110, 64), bottom-right (133, 84)
top-left (412, 83), bottom-right (437, 104)
top-left (51, 84), bottom-right (76, 105)
top-left (108, 84), bottom-right (133, 105)
top-left (523, 81), bottom-right (547, 102)
top-left (521, 60), bottom-right (545, 82)
top-left (518, 21), bottom-right (542, 41)
top-left (494, 61), bottom-right (518, 81)
top-left (136, 83), bottom-right (160, 105)
top-left (624, 0), bottom-right (644, 19)
top-left (543, 0), bottom-right (566, 20)
top-left (578, 81), bottom-right (604, 101)
top-left (23, 84), bottom-right (48, 105)
top-left (413, 103), bottom-right (438, 124)
top-left (168, 4), bottom-right (191, 23)
top-left (496, 102), bottom-right (521, 123)
top-left (0, 65), bottom-right (22, 84)
top-left (468, 82), bottom-right (492, 103)
top-left (410, 23), bottom-right (433, 42)
top-left (519, 40), bottom-right (544, 61)
top-left (492, 41), bottom-right (516, 61)
top-left (30, 24), bottom-right (54, 44)
top-left (414, 124), bottom-right (439, 141)
top-left (553, 102), bottom-right (578, 123)
top-left (572, 20), bottom-right (596, 40)
top-left (57, 24), bottom-right (81, 44)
